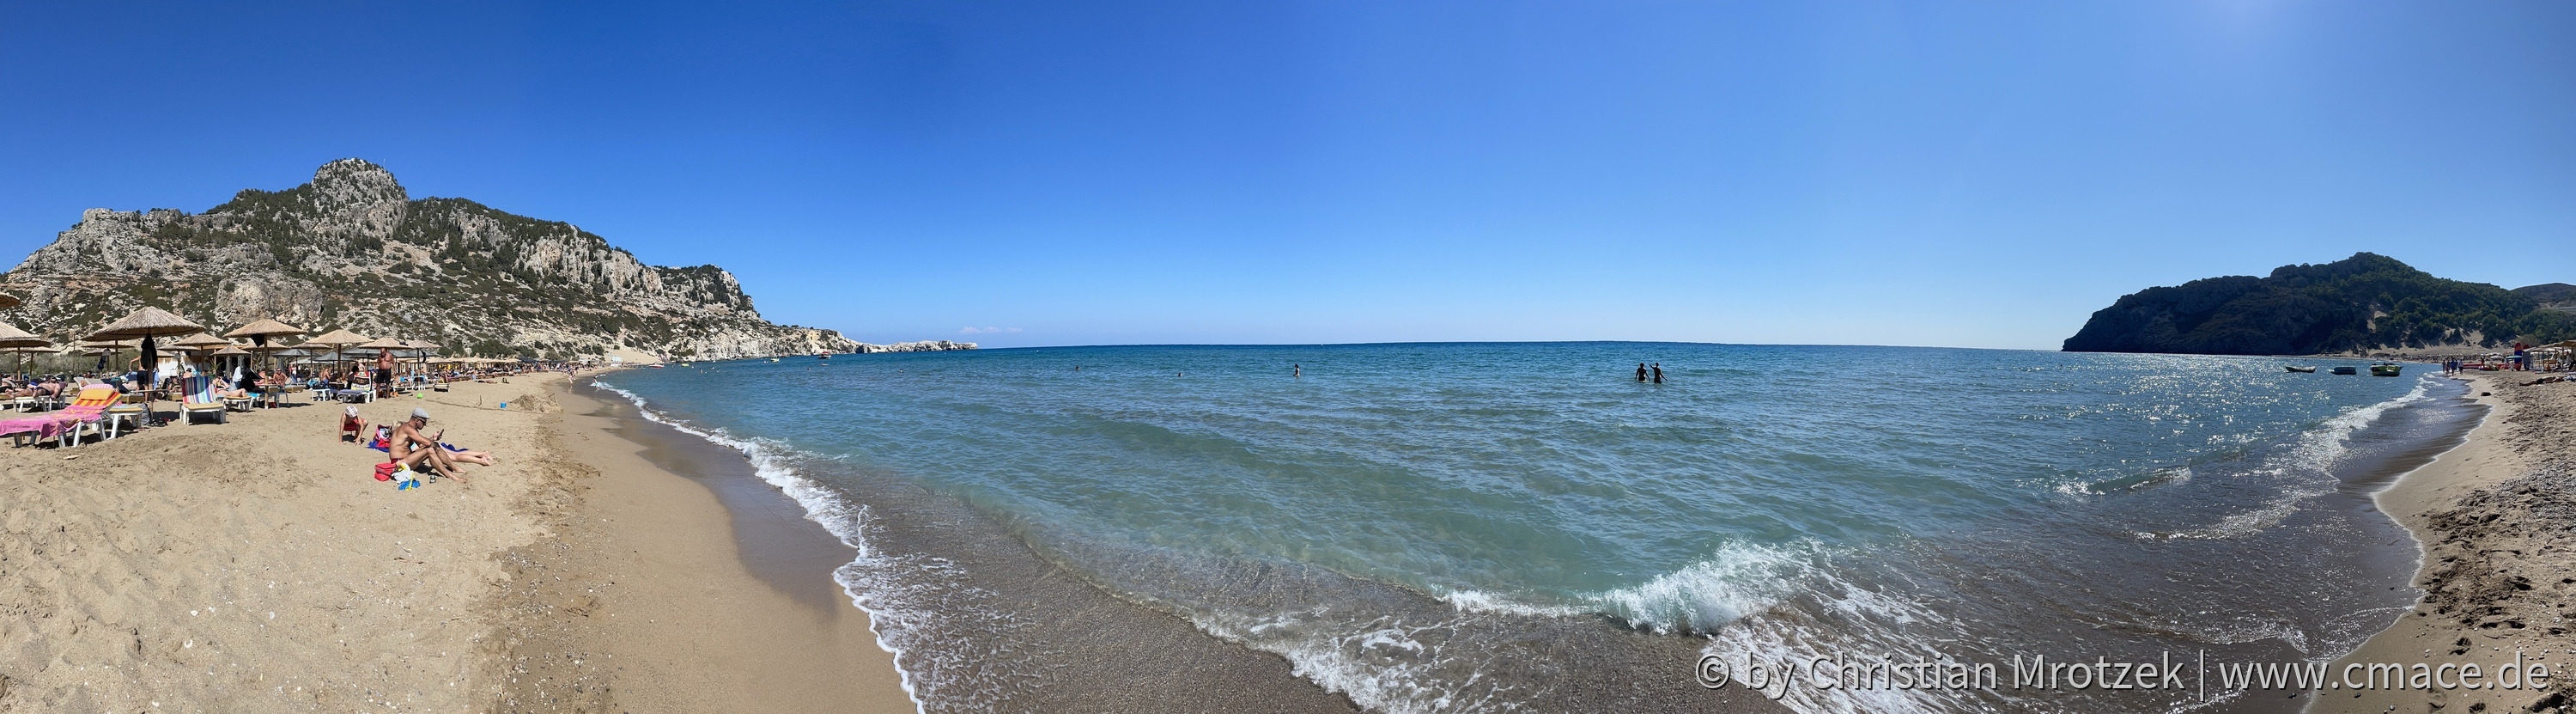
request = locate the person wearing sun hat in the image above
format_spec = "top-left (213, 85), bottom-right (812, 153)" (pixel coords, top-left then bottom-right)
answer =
top-left (388, 406), bottom-right (496, 483)
top-left (339, 405), bottom-right (369, 442)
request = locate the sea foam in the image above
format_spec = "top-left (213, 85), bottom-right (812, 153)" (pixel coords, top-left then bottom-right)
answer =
top-left (586, 381), bottom-right (934, 714)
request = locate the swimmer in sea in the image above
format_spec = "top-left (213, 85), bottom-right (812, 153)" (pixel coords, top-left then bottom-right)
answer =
top-left (1636, 363), bottom-right (1649, 382)
top-left (1651, 363), bottom-right (1663, 384)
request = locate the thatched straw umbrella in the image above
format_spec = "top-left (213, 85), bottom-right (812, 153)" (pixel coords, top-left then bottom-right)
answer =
top-left (227, 318), bottom-right (308, 378)
top-left (0, 321), bottom-right (53, 382)
top-left (224, 318), bottom-right (307, 345)
top-left (169, 333), bottom-right (231, 354)
top-left (301, 328), bottom-right (369, 373)
top-left (86, 308), bottom-right (206, 425)
top-left (167, 333), bottom-right (235, 384)
top-left (301, 329), bottom-right (374, 395)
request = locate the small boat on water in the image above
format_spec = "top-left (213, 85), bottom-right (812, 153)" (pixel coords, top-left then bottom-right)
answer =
top-left (818, 353), bottom-right (830, 361)
top-left (769, 357), bottom-right (781, 363)
top-left (2370, 363), bottom-right (2403, 377)
top-left (2286, 366), bottom-right (2317, 373)
top-left (2330, 366), bottom-right (2358, 375)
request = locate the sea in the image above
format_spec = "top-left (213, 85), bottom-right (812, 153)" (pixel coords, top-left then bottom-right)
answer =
top-left (586, 343), bottom-right (2476, 714)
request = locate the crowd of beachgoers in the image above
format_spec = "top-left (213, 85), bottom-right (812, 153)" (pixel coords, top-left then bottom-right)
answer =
top-left (0, 306), bottom-right (597, 464)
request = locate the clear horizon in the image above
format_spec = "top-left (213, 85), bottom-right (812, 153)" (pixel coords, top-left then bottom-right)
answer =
top-left (3, 1), bottom-right (2570, 350)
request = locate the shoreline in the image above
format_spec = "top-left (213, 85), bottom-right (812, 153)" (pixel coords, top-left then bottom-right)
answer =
top-left (2318, 371), bottom-right (2575, 714)
top-left (579, 373), bottom-right (1394, 713)
top-left (495, 376), bottom-right (914, 712)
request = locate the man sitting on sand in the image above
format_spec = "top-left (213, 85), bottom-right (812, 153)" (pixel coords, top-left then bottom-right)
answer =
top-left (389, 407), bottom-right (495, 484)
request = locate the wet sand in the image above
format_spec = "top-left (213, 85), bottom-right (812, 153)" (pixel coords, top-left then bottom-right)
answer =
top-left (2321, 371), bottom-right (2576, 714)
top-left (497, 379), bottom-right (911, 712)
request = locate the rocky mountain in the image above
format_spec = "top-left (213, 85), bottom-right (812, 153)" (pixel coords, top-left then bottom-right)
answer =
top-left (0, 159), bottom-right (955, 361)
top-left (2517, 283), bottom-right (2576, 313)
top-left (2062, 253), bottom-right (2576, 355)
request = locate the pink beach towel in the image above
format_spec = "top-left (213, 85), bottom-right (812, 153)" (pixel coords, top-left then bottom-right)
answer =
top-left (0, 405), bottom-right (109, 442)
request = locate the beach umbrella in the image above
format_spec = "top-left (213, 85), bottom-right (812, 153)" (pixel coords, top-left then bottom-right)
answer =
top-left (227, 318), bottom-right (308, 376)
top-left (242, 341), bottom-right (297, 369)
top-left (0, 322), bottom-right (53, 381)
top-left (168, 333), bottom-right (232, 354)
top-left (0, 345), bottom-right (58, 383)
top-left (223, 318), bottom-right (307, 346)
top-left (0, 321), bottom-right (50, 350)
top-left (167, 333), bottom-right (234, 376)
top-left (78, 339), bottom-right (132, 357)
top-left (86, 308), bottom-right (206, 426)
top-left (301, 328), bottom-right (371, 378)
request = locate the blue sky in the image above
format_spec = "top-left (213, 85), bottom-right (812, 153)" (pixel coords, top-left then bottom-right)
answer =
top-left (2, 1), bottom-right (2570, 349)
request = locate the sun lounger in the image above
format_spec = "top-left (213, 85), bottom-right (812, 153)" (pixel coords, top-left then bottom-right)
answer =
top-left (0, 386), bottom-right (120, 447)
top-left (180, 376), bottom-right (228, 424)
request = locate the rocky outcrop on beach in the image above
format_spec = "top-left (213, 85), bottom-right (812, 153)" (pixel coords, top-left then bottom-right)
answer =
top-left (2063, 253), bottom-right (2575, 355)
top-left (0, 159), bottom-right (946, 361)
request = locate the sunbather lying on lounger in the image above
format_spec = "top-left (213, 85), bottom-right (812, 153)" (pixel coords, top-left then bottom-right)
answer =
top-left (1, 378), bottom-right (56, 400)
top-left (389, 408), bottom-right (495, 483)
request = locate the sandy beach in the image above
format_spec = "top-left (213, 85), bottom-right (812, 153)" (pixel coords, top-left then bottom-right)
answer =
top-left (2321, 371), bottom-right (2576, 714)
top-left (0, 373), bottom-right (911, 713)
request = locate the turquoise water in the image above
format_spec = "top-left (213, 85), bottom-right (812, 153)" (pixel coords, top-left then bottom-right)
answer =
top-left (594, 344), bottom-right (2464, 714)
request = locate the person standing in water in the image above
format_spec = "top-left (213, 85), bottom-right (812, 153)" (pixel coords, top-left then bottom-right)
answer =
top-left (1651, 363), bottom-right (1663, 384)
top-left (1293, 363), bottom-right (1301, 379)
top-left (1636, 363), bottom-right (1649, 381)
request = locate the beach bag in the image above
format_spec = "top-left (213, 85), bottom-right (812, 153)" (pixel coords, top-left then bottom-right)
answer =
top-left (374, 461), bottom-right (402, 482)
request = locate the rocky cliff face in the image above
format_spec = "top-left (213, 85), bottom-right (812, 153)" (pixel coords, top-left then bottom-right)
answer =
top-left (0, 159), bottom-right (946, 361)
top-left (2518, 283), bottom-right (2576, 314)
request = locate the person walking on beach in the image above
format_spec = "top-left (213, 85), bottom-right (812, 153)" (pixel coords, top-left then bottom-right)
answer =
top-left (1651, 363), bottom-right (1663, 384)
top-left (1636, 363), bottom-right (1649, 382)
